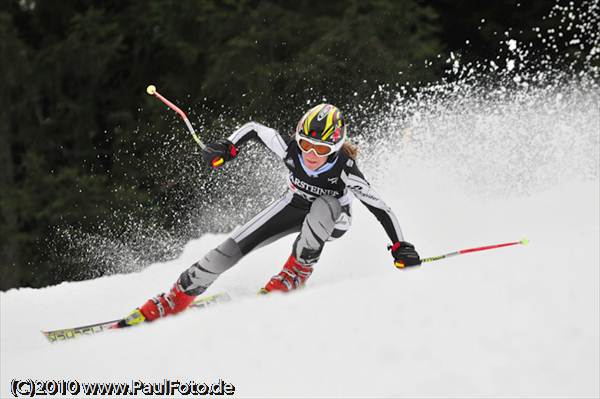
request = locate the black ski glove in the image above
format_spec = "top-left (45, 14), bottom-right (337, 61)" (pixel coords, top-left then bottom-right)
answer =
top-left (390, 241), bottom-right (421, 268)
top-left (202, 139), bottom-right (238, 168)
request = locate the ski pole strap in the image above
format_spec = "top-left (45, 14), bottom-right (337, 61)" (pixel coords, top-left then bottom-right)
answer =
top-left (421, 239), bottom-right (529, 264)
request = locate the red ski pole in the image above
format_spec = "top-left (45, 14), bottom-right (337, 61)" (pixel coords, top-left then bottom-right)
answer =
top-left (146, 85), bottom-right (224, 167)
top-left (420, 239), bottom-right (529, 264)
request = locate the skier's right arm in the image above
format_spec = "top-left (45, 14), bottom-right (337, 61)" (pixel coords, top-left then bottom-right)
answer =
top-left (227, 122), bottom-right (288, 159)
top-left (202, 122), bottom-right (288, 168)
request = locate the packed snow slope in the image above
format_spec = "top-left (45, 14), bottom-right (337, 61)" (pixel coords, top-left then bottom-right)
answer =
top-left (2, 5), bottom-right (600, 391)
top-left (2, 158), bottom-right (599, 397)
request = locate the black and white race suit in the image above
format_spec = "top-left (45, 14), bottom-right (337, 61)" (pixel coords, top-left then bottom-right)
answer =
top-left (178, 122), bottom-right (405, 295)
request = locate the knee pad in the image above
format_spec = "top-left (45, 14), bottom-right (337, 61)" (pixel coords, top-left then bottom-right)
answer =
top-left (311, 195), bottom-right (342, 223)
top-left (201, 238), bottom-right (243, 273)
top-left (294, 196), bottom-right (343, 264)
top-left (304, 196), bottom-right (343, 241)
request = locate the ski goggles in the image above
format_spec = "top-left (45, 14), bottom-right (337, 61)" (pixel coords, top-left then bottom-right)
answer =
top-left (296, 137), bottom-right (336, 156)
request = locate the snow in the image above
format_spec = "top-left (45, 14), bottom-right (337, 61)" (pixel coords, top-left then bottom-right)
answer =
top-left (507, 59), bottom-right (516, 71)
top-left (2, 159), bottom-right (598, 397)
top-left (2, 3), bottom-right (600, 390)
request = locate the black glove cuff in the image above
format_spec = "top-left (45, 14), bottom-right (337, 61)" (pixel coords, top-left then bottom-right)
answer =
top-left (202, 139), bottom-right (238, 167)
top-left (390, 241), bottom-right (421, 267)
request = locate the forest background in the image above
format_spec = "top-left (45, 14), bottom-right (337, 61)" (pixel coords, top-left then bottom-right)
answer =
top-left (0, 0), bottom-right (565, 289)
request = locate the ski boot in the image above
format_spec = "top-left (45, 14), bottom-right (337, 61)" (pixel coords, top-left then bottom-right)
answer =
top-left (118, 281), bottom-right (196, 327)
top-left (260, 255), bottom-right (313, 294)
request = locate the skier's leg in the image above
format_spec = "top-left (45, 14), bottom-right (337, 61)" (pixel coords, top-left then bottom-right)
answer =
top-left (130, 193), bottom-right (306, 323)
top-left (293, 195), bottom-right (343, 264)
top-left (178, 238), bottom-right (243, 296)
top-left (263, 196), bottom-right (350, 292)
top-left (177, 193), bottom-right (306, 296)
top-left (327, 204), bottom-right (352, 242)
top-left (131, 238), bottom-right (243, 322)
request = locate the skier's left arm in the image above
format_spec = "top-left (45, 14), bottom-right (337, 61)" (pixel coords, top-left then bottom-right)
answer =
top-left (343, 161), bottom-right (421, 268)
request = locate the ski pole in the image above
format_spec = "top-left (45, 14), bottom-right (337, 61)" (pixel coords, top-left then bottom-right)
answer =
top-left (146, 85), bottom-right (224, 167)
top-left (420, 239), bottom-right (529, 264)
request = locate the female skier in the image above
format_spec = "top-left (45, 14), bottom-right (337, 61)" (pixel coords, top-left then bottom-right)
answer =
top-left (123, 104), bottom-right (421, 326)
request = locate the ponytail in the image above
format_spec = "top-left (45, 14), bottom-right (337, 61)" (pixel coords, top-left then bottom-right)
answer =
top-left (341, 141), bottom-right (358, 159)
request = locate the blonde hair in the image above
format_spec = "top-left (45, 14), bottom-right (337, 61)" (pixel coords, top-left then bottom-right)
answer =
top-left (341, 141), bottom-right (358, 159)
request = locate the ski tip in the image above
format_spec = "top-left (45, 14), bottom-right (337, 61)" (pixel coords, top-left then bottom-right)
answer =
top-left (146, 84), bottom-right (156, 95)
top-left (520, 238), bottom-right (530, 245)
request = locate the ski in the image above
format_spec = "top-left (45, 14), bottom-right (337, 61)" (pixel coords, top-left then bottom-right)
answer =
top-left (42, 292), bottom-right (231, 343)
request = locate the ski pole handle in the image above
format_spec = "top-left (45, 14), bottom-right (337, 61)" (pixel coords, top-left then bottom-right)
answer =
top-left (146, 85), bottom-right (225, 168)
top-left (420, 239), bottom-right (529, 264)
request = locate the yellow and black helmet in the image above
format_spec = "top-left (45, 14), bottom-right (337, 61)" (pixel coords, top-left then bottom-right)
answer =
top-left (295, 104), bottom-right (347, 154)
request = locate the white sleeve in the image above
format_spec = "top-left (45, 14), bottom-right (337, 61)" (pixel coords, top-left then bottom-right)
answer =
top-left (227, 122), bottom-right (288, 160)
top-left (342, 168), bottom-right (405, 243)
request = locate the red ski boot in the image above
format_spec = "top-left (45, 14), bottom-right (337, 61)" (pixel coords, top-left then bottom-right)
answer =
top-left (140, 281), bottom-right (196, 321)
top-left (120, 281), bottom-right (196, 327)
top-left (261, 255), bottom-right (313, 293)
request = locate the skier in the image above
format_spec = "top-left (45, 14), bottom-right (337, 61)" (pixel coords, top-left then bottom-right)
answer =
top-left (123, 104), bottom-right (421, 326)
